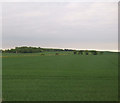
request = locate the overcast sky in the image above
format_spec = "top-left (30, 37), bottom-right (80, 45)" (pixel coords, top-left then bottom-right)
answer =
top-left (2, 2), bottom-right (118, 51)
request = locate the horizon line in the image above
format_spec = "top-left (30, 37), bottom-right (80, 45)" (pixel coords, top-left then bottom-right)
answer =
top-left (1, 46), bottom-right (118, 52)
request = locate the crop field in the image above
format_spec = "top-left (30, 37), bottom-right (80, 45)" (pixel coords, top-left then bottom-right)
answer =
top-left (2, 52), bottom-right (118, 101)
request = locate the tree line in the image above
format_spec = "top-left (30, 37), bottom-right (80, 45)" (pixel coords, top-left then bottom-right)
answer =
top-left (2, 46), bottom-right (73, 53)
top-left (73, 50), bottom-right (104, 55)
top-left (2, 46), bottom-right (104, 55)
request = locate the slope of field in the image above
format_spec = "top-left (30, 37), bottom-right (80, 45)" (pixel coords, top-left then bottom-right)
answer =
top-left (2, 52), bottom-right (118, 101)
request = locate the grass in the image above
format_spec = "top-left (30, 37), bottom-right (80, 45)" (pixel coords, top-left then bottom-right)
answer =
top-left (2, 52), bottom-right (118, 101)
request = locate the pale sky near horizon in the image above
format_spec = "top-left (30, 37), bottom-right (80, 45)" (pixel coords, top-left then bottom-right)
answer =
top-left (1, 2), bottom-right (118, 51)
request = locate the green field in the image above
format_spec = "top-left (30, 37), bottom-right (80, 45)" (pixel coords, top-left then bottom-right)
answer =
top-left (2, 52), bottom-right (118, 101)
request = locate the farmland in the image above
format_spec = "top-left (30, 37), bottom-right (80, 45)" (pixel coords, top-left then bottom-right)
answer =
top-left (2, 52), bottom-right (118, 101)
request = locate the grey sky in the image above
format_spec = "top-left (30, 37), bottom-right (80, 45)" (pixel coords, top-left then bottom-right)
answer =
top-left (2, 2), bottom-right (118, 51)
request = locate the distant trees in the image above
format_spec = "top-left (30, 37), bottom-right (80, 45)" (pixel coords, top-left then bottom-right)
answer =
top-left (15, 47), bottom-right (42, 53)
top-left (73, 51), bottom-right (77, 54)
top-left (64, 49), bottom-right (74, 51)
top-left (2, 46), bottom-right (73, 53)
top-left (85, 50), bottom-right (89, 55)
top-left (55, 53), bottom-right (59, 55)
top-left (2, 46), bottom-right (104, 55)
top-left (90, 51), bottom-right (97, 55)
top-left (73, 50), bottom-right (103, 55)
top-left (99, 51), bottom-right (104, 55)
top-left (78, 50), bottom-right (83, 55)
top-left (3, 46), bottom-right (42, 53)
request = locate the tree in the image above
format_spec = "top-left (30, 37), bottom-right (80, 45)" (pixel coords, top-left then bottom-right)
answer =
top-left (73, 51), bottom-right (77, 55)
top-left (85, 50), bottom-right (89, 55)
top-left (55, 53), bottom-right (59, 55)
top-left (99, 51), bottom-right (104, 55)
top-left (91, 50), bottom-right (97, 55)
top-left (78, 50), bottom-right (83, 55)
